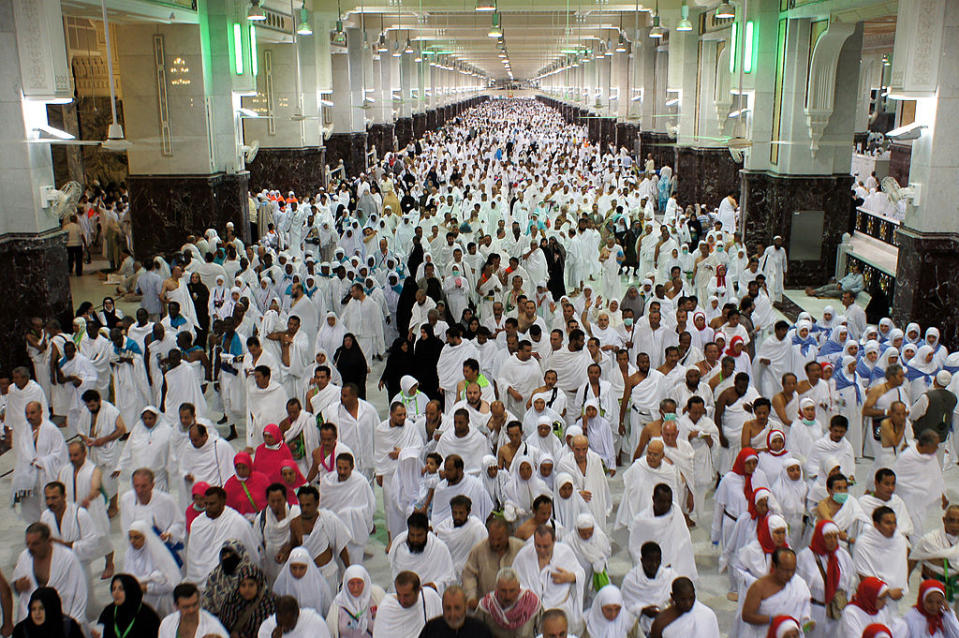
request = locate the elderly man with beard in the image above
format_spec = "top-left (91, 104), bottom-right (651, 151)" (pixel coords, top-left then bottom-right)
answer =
top-left (419, 585), bottom-right (493, 638)
top-left (615, 440), bottom-right (682, 530)
top-left (432, 454), bottom-right (494, 527)
top-left (475, 567), bottom-right (542, 638)
top-left (388, 512), bottom-right (456, 594)
top-left (557, 434), bottom-right (611, 533)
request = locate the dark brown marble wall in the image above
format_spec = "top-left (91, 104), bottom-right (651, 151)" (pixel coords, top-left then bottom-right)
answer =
top-left (247, 147), bottom-right (325, 195)
top-left (600, 118), bottom-right (616, 148)
top-left (639, 132), bottom-right (675, 172)
top-left (413, 113), bottom-right (427, 138)
top-left (674, 146), bottom-right (743, 210)
top-left (889, 142), bottom-right (912, 186)
top-left (396, 117), bottom-right (414, 149)
top-left (426, 110), bottom-right (437, 131)
top-left (893, 229), bottom-right (959, 349)
top-left (587, 117), bottom-right (601, 144)
top-left (128, 172), bottom-right (250, 259)
top-left (616, 122), bottom-right (640, 155)
top-left (853, 132), bottom-right (869, 152)
top-left (367, 123), bottom-right (395, 159)
top-left (75, 97), bottom-right (129, 186)
top-left (0, 231), bottom-right (74, 369)
top-left (325, 132), bottom-right (368, 178)
top-left (740, 170), bottom-right (854, 286)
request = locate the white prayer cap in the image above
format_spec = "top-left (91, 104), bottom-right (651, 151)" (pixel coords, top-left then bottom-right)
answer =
top-left (800, 397), bottom-right (816, 410)
top-left (575, 512), bottom-right (596, 530)
top-left (642, 279), bottom-right (653, 287)
top-left (937, 370), bottom-right (953, 386)
top-left (864, 340), bottom-right (881, 354)
top-left (226, 221), bottom-right (234, 229)
top-left (773, 235), bottom-right (783, 241)
top-left (767, 514), bottom-right (787, 531)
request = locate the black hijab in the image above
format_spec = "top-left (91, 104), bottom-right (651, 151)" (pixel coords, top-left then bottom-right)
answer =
top-left (395, 276), bottom-right (420, 336)
top-left (380, 337), bottom-right (416, 398)
top-left (333, 333), bottom-right (369, 395)
top-left (413, 324), bottom-right (444, 402)
top-left (13, 588), bottom-right (83, 638)
top-left (100, 297), bottom-right (121, 330)
top-left (187, 274), bottom-right (210, 326)
top-left (96, 574), bottom-right (161, 638)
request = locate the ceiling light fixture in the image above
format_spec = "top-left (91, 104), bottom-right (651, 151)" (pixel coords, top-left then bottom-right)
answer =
top-left (247, 0), bottom-right (266, 21)
top-left (616, 33), bottom-right (627, 52)
top-left (676, 1), bottom-right (692, 31)
top-left (404, 38), bottom-right (414, 54)
top-left (488, 12), bottom-right (502, 38)
top-left (296, 4), bottom-right (312, 35)
top-left (715, 1), bottom-right (735, 19)
top-left (475, 0), bottom-right (496, 11)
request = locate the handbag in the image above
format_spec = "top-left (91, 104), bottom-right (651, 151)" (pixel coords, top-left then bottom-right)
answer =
top-left (815, 556), bottom-right (847, 620)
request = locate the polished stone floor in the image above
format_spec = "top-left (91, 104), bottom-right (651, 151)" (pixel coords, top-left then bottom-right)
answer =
top-left (0, 258), bottom-right (946, 636)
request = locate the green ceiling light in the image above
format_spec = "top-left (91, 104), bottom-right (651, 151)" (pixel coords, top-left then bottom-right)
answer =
top-left (404, 38), bottom-right (414, 54)
top-left (616, 33), bottom-right (627, 52)
top-left (247, 0), bottom-right (266, 21)
top-left (296, 5), bottom-right (312, 35)
top-left (475, 0), bottom-right (496, 11)
top-left (716, 1), bottom-right (735, 19)
top-left (649, 15), bottom-right (665, 38)
top-left (488, 12), bottom-right (502, 38)
top-left (744, 20), bottom-right (755, 72)
top-left (729, 21), bottom-right (737, 72)
top-left (249, 23), bottom-right (257, 75)
top-left (332, 20), bottom-right (346, 45)
top-left (676, 1), bottom-right (692, 31)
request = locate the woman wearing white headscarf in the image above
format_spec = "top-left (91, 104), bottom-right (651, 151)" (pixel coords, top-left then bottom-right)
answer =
top-left (906, 344), bottom-right (940, 398)
top-left (503, 455), bottom-right (550, 523)
top-left (834, 354), bottom-right (865, 457)
top-left (260, 296), bottom-right (287, 364)
top-left (316, 312), bottom-right (347, 356)
top-left (585, 585), bottom-right (638, 638)
top-left (925, 326), bottom-right (949, 368)
top-left (771, 459), bottom-right (807, 548)
top-left (566, 513), bottom-right (613, 598)
top-left (274, 547), bottom-right (334, 616)
top-left (791, 320), bottom-right (818, 371)
top-left (326, 564), bottom-right (386, 638)
top-left (552, 472), bottom-right (591, 532)
top-left (123, 520), bottom-right (181, 615)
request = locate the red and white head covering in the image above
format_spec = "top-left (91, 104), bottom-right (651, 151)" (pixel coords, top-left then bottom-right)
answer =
top-left (861, 625), bottom-right (893, 638)
top-left (765, 615), bottom-right (800, 638)
top-left (913, 579), bottom-right (947, 636)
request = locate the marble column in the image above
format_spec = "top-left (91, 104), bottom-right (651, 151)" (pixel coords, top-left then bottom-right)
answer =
top-left (675, 146), bottom-right (743, 209)
top-left (326, 28), bottom-right (367, 177)
top-left (890, 0), bottom-right (959, 346)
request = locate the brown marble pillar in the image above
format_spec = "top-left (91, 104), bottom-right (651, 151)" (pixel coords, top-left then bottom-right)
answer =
top-left (413, 113), bottom-right (427, 138)
top-left (674, 147), bottom-right (743, 210)
top-left (740, 170), bottom-right (854, 286)
top-left (247, 147), bottom-right (325, 195)
top-left (325, 132), bottom-right (368, 178)
top-left (396, 118), bottom-right (414, 149)
top-left (639, 132), bottom-right (675, 172)
top-left (0, 231), bottom-right (74, 368)
top-left (366, 123), bottom-right (395, 159)
top-left (128, 172), bottom-right (250, 259)
top-left (893, 229), bottom-right (959, 348)
top-left (616, 122), bottom-right (640, 155)
top-left (600, 118), bottom-right (616, 148)
top-left (426, 109), bottom-right (437, 131)
top-left (889, 143), bottom-right (912, 186)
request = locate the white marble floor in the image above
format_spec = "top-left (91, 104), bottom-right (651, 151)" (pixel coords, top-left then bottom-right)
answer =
top-left (0, 261), bottom-right (945, 636)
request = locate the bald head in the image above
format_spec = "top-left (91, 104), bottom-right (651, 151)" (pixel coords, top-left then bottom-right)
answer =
top-left (647, 439), bottom-right (665, 467)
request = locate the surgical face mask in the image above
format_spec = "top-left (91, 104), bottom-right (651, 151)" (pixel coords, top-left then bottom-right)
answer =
top-left (803, 418), bottom-right (817, 427)
top-left (663, 413), bottom-right (677, 422)
top-left (832, 492), bottom-right (849, 505)
top-left (624, 318), bottom-right (633, 327)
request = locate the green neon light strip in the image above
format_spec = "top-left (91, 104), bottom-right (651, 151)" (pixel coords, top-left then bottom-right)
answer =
top-left (233, 23), bottom-right (243, 75)
top-left (744, 21), bottom-right (754, 73)
top-left (729, 22), bottom-right (737, 73)
top-left (250, 24), bottom-right (257, 76)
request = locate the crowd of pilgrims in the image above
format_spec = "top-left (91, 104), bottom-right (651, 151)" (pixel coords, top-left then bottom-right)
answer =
top-left (6, 98), bottom-right (959, 638)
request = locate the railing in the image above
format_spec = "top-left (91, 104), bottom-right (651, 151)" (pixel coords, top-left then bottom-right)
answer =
top-left (854, 206), bottom-right (900, 247)
top-left (325, 160), bottom-right (345, 189)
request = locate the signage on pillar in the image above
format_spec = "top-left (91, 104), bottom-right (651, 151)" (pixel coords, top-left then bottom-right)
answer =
top-left (12, 0), bottom-right (72, 101)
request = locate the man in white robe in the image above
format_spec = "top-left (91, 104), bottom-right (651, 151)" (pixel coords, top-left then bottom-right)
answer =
top-left (269, 315), bottom-right (312, 404)
top-left (621, 541), bottom-right (679, 635)
top-left (117, 406), bottom-right (178, 492)
top-left (615, 440), bottom-right (682, 530)
top-left (627, 483), bottom-right (697, 581)
top-left (556, 435), bottom-right (611, 533)
top-left (431, 455), bottom-right (494, 528)
top-left (341, 284), bottom-right (386, 358)
top-left (388, 512), bottom-right (457, 594)
top-left (184, 487), bottom-right (260, 587)
top-left (318, 451), bottom-right (376, 566)
top-left (546, 332), bottom-right (592, 412)
top-left (12, 522), bottom-right (88, 623)
top-left (436, 329), bottom-right (480, 408)
top-left (435, 409), bottom-right (491, 476)
top-left (177, 423), bottom-right (235, 491)
top-left (6, 368), bottom-right (49, 452)
top-left (512, 526), bottom-right (586, 632)
top-left (12, 401), bottom-right (67, 523)
top-left (322, 385), bottom-right (378, 476)
top-left (759, 236), bottom-right (788, 303)
top-left (254, 484), bottom-right (300, 584)
top-left (372, 572), bottom-right (443, 638)
top-left (740, 548), bottom-right (812, 638)
top-left (434, 495), bottom-right (488, 573)
top-left (496, 343), bottom-right (543, 418)
top-left (648, 578), bottom-right (721, 638)
top-left (245, 365), bottom-right (288, 450)
top-left (56, 341), bottom-right (98, 431)
top-left (256, 596), bottom-right (330, 638)
top-left (161, 351), bottom-right (207, 422)
top-left (158, 583), bottom-right (229, 638)
top-left (804, 416), bottom-right (857, 485)
top-left (119, 468), bottom-right (185, 555)
top-left (853, 507), bottom-right (910, 609)
top-left (75, 390), bottom-right (126, 516)
top-left (893, 432), bottom-right (947, 537)
top-left (58, 441), bottom-right (114, 578)
top-left (374, 402), bottom-right (425, 539)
